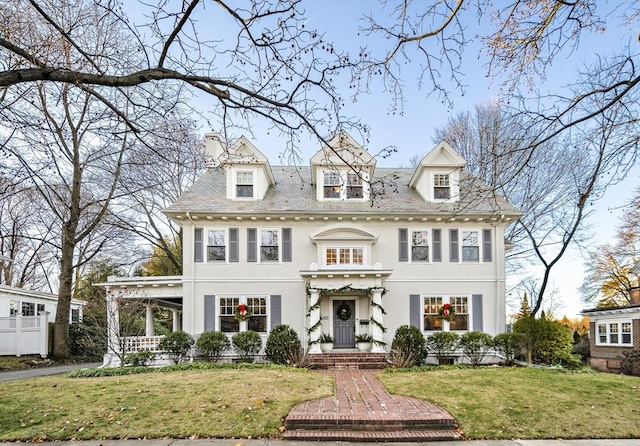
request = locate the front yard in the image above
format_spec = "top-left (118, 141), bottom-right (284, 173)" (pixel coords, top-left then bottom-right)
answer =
top-left (0, 365), bottom-right (638, 440)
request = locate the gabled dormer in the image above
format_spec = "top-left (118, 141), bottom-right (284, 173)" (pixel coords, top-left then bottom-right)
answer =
top-left (409, 141), bottom-right (466, 202)
top-left (310, 131), bottom-right (376, 201)
top-left (204, 133), bottom-right (275, 200)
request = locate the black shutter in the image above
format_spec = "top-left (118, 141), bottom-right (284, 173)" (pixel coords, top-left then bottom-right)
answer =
top-left (229, 228), bottom-right (239, 262)
top-left (483, 229), bottom-right (492, 262)
top-left (432, 229), bottom-right (442, 262)
top-left (282, 228), bottom-right (292, 262)
top-left (204, 295), bottom-right (216, 331)
top-left (194, 228), bottom-right (203, 263)
top-left (472, 294), bottom-right (483, 331)
top-left (270, 295), bottom-right (282, 328)
top-left (247, 228), bottom-right (257, 262)
top-left (399, 228), bottom-right (409, 262)
top-left (409, 294), bottom-right (421, 329)
top-left (449, 229), bottom-right (459, 262)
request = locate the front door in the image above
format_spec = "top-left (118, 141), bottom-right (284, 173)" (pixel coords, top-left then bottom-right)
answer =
top-left (333, 300), bottom-right (355, 348)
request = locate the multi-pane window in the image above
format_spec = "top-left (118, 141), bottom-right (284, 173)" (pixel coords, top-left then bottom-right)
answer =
top-left (325, 247), bottom-right (364, 266)
top-left (347, 173), bottom-right (363, 199)
top-left (236, 171), bottom-right (254, 198)
top-left (219, 297), bottom-right (240, 333)
top-left (260, 229), bottom-right (279, 261)
top-left (597, 321), bottom-right (633, 346)
top-left (207, 229), bottom-right (226, 261)
top-left (9, 300), bottom-right (18, 317)
top-left (433, 174), bottom-right (450, 199)
top-left (324, 172), bottom-right (341, 198)
top-left (423, 297), bottom-right (443, 331)
top-left (21, 302), bottom-right (35, 316)
top-left (71, 308), bottom-right (80, 323)
top-left (461, 230), bottom-right (480, 262)
top-left (449, 297), bottom-right (469, 331)
top-left (247, 297), bottom-right (267, 333)
top-left (411, 230), bottom-right (429, 261)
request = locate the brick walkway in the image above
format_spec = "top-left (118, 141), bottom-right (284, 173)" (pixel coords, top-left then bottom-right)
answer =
top-left (283, 368), bottom-right (461, 441)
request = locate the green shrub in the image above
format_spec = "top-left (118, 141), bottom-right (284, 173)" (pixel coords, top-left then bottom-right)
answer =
top-left (514, 316), bottom-right (574, 365)
top-left (124, 350), bottom-right (155, 367)
top-left (493, 332), bottom-right (520, 365)
top-left (68, 323), bottom-right (107, 362)
top-left (426, 331), bottom-right (459, 365)
top-left (619, 349), bottom-right (640, 376)
top-left (265, 325), bottom-right (302, 365)
top-left (458, 331), bottom-right (493, 366)
top-left (232, 330), bottom-right (262, 361)
top-left (552, 351), bottom-right (584, 370)
top-left (390, 325), bottom-right (427, 368)
top-left (157, 331), bottom-right (194, 364)
top-left (196, 331), bottom-right (230, 362)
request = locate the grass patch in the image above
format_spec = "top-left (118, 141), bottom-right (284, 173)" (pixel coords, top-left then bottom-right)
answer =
top-left (377, 367), bottom-right (640, 439)
top-left (0, 367), bottom-right (332, 441)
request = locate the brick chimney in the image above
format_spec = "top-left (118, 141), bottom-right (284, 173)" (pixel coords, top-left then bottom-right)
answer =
top-left (630, 287), bottom-right (640, 305)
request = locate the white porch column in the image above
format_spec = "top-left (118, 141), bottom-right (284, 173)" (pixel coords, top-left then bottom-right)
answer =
top-left (145, 303), bottom-right (155, 336)
top-left (172, 309), bottom-right (180, 332)
top-left (371, 288), bottom-right (385, 353)
top-left (106, 290), bottom-right (120, 358)
top-left (308, 288), bottom-right (322, 354)
top-left (38, 311), bottom-right (49, 358)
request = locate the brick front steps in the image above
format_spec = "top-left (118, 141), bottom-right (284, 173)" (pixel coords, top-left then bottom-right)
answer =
top-left (308, 351), bottom-right (388, 369)
top-left (283, 369), bottom-right (462, 442)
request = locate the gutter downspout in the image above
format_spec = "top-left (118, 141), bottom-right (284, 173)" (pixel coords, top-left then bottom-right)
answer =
top-left (186, 212), bottom-right (196, 338)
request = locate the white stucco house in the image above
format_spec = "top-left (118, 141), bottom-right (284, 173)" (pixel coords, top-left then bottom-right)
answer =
top-left (100, 132), bottom-right (520, 366)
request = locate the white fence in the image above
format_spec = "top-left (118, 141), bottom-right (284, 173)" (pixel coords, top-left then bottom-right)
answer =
top-left (0, 314), bottom-right (49, 357)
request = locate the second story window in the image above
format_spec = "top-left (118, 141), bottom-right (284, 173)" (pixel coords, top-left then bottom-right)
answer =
top-left (347, 173), bottom-right (363, 199)
top-left (324, 172), bottom-right (341, 198)
top-left (207, 229), bottom-right (226, 261)
top-left (461, 230), bottom-right (479, 262)
top-left (260, 229), bottom-right (279, 261)
top-left (433, 174), bottom-right (450, 199)
top-left (236, 171), bottom-right (254, 198)
top-left (411, 230), bottom-right (429, 261)
top-left (325, 247), bottom-right (364, 266)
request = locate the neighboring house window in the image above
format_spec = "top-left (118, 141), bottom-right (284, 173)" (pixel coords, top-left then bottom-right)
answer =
top-left (247, 297), bottom-right (267, 333)
top-left (424, 295), bottom-right (470, 332)
top-left (597, 321), bottom-right (633, 346)
top-left (21, 302), bottom-right (35, 316)
top-left (37, 304), bottom-right (45, 315)
top-left (207, 229), bottom-right (226, 262)
top-left (424, 297), bottom-right (443, 331)
top-left (325, 247), bottom-right (364, 266)
top-left (347, 173), bottom-right (363, 199)
top-left (411, 230), bottom-right (429, 262)
top-left (433, 174), bottom-right (450, 199)
top-left (461, 230), bottom-right (480, 262)
top-left (219, 297), bottom-right (240, 333)
top-left (71, 308), bottom-right (80, 323)
top-left (9, 300), bottom-right (18, 317)
top-left (236, 171), bottom-right (254, 198)
top-left (260, 229), bottom-right (279, 262)
top-left (324, 172), bottom-right (341, 199)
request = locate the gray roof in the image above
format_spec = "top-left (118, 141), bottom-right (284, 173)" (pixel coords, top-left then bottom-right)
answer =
top-left (164, 166), bottom-right (521, 218)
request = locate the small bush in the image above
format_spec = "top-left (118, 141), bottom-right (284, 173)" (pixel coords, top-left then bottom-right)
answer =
top-left (493, 332), bottom-right (520, 365)
top-left (552, 351), bottom-right (584, 370)
top-left (68, 323), bottom-right (107, 362)
top-left (389, 325), bottom-right (427, 368)
top-left (317, 333), bottom-right (334, 343)
top-left (619, 349), bottom-right (640, 376)
top-left (157, 331), bottom-right (194, 364)
top-left (459, 331), bottom-right (493, 367)
top-left (124, 350), bottom-right (155, 367)
top-left (265, 325), bottom-right (302, 365)
top-left (196, 331), bottom-right (230, 362)
top-left (232, 330), bottom-right (262, 361)
top-left (427, 331), bottom-right (459, 365)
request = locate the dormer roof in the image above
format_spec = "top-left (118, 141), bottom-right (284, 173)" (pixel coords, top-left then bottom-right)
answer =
top-left (205, 133), bottom-right (275, 186)
top-left (409, 141), bottom-right (466, 187)
top-left (310, 131), bottom-right (376, 184)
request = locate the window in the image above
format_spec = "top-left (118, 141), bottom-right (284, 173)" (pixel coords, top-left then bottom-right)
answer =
top-left (433, 174), bottom-right (450, 199)
top-left (347, 173), bottom-right (363, 199)
top-left (236, 171), bottom-right (254, 198)
top-left (260, 229), bottom-right (279, 261)
top-left (461, 230), bottom-right (479, 262)
top-left (324, 172), bottom-right (341, 198)
top-left (9, 300), bottom-right (18, 317)
top-left (219, 297), bottom-right (240, 333)
top-left (207, 229), bottom-right (226, 261)
top-left (597, 321), bottom-right (633, 346)
top-left (247, 297), bottom-right (267, 332)
top-left (449, 297), bottom-right (469, 331)
top-left (37, 304), bottom-right (45, 315)
top-left (21, 302), bottom-right (35, 316)
top-left (325, 247), bottom-right (364, 266)
top-left (423, 297), bottom-right (443, 331)
top-left (71, 308), bottom-right (80, 323)
top-left (411, 230), bottom-right (429, 262)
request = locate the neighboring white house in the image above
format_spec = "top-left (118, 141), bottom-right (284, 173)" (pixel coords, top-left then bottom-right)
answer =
top-left (100, 132), bottom-right (521, 366)
top-left (0, 283), bottom-right (86, 357)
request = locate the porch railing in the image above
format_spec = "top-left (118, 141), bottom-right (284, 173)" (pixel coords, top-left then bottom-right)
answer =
top-left (124, 335), bottom-right (165, 353)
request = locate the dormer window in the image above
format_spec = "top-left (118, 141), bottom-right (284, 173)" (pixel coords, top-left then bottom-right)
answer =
top-left (433, 174), bottom-right (450, 199)
top-left (324, 172), bottom-right (341, 198)
top-left (347, 173), bottom-right (363, 199)
top-left (236, 171), bottom-right (254, 198)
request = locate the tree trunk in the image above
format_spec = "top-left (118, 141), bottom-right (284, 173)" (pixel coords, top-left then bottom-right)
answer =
top-left (52, 223), bottom-right (77, 359)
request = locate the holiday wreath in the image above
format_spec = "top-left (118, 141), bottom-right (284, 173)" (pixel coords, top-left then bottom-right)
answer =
top-left (234, 303), bottom-right (252, 322)
top-left (336, 301), bottom-right (352, 321)
top-left (438, 303), bottom-right (455, 322)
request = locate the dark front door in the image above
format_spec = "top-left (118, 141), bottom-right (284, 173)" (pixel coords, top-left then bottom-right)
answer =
top-left (333, 300), bottom-right (355, 348)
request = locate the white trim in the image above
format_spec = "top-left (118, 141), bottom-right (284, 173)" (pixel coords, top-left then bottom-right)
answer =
top-left (595, 319), bottom-right (633, 347)
top-left (409, 228), bottom-right (432, 263)
top-left (258, 228), bottom-right (282, 263)
top-left (319, 168), bottom-right (370, 201)
top-left (205, 228), bottom-right (229, 263)
top-left (421, 294), bottom-right (473, 333)
top-left (232, 167), bottom-right (257, 200)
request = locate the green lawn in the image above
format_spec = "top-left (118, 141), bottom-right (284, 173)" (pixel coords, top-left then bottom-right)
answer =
top-left (0, 365), bottom-right (638, 440)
